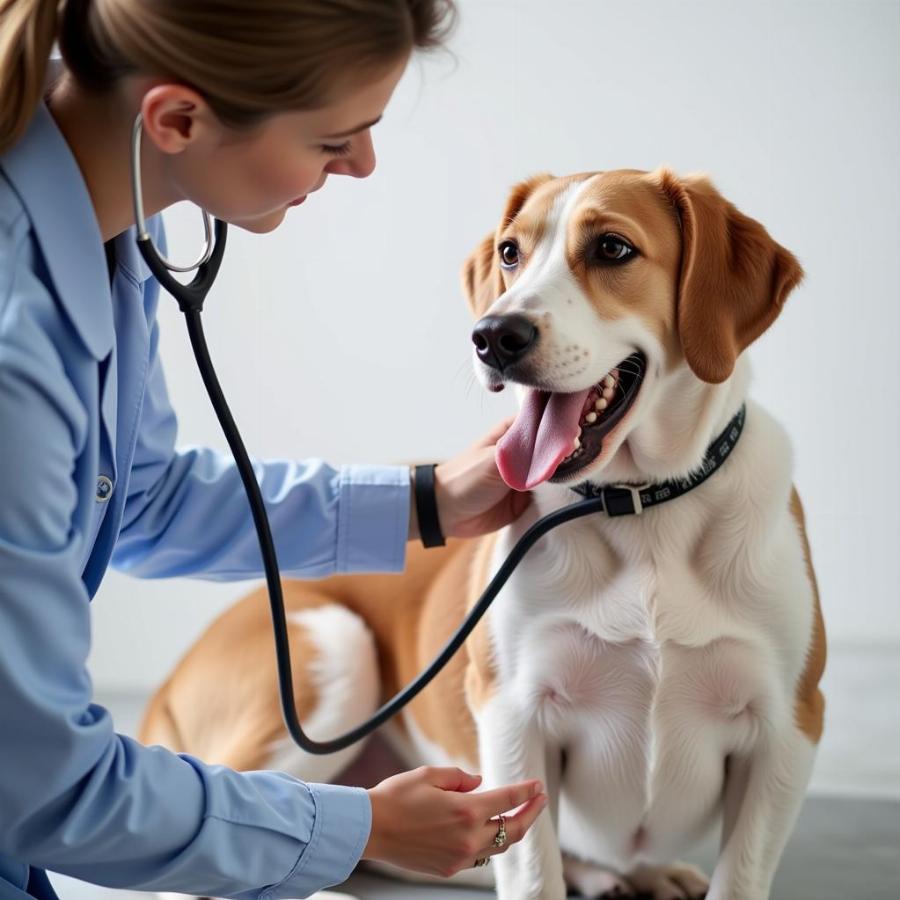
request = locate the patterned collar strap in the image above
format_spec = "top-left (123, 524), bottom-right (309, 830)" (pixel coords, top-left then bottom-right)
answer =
top-left (570, 405), bottom-right (747, 516)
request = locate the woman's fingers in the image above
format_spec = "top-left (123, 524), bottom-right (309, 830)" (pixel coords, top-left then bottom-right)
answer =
top-left (477, 793), bottom-right (548, 862)
top-left (476, 416), bottom-right (517, 448)
top-left (424, 766), bottom-right (483, 793)
top-left (473, 779), bottom-right (543, 818)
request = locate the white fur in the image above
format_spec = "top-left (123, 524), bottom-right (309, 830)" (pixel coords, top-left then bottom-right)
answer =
top-left (264, 604), bottom-right (380, 784)
top-left (468, 179), bottom-right (819, 899)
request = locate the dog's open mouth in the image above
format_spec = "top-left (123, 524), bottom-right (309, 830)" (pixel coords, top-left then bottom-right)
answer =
top-left (496, 352), bottom-right (646, 491)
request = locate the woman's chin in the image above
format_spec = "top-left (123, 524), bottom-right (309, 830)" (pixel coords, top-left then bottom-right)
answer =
top-left (227, 207), bottom-right (288, 234)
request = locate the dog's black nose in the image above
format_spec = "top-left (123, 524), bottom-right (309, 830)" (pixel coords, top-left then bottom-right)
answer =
top-left (472, 314), bottom-right (538, 371)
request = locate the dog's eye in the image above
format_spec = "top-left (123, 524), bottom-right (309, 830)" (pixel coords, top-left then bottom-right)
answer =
top-left (589, 234), bottom-right (636, 265)
top-left (498, 240), bottom-right (520, 269)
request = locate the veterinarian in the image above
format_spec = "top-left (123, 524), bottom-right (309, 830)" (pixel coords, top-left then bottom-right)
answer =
top-left (0, 1), bottom-right (549, 897)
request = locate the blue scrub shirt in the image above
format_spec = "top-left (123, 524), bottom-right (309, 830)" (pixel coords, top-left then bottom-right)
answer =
top-left (0, 103), bottom-right (411, 898)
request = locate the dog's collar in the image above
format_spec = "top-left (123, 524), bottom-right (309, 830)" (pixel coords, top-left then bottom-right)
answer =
top-left (570, 405), bottom-right (746, 515)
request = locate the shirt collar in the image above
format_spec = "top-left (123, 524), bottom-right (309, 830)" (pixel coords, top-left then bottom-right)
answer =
top-left (0, 102), bottom-right (153, 359)
top-left (111, 220), bottom-right (155, 286)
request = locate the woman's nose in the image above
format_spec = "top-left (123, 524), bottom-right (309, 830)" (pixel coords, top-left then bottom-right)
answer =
top-left (326, 131), bottom-right (376, 179)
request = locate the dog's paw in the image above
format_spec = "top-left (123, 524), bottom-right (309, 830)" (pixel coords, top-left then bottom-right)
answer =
top-left (562, 856), bottom-right (636, 898)
top-left (625, 861), bottom-right (709, 900)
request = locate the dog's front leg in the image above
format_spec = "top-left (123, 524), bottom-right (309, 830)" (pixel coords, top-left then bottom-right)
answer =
top-left (475, 694), bottom-right (565, 900)
top-left (707, 728), bottom-right (817, 900)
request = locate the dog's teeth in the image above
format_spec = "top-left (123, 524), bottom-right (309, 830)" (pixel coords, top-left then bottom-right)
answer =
top-left (585, 411), bottom-right (598, 424)
top-left (573, 436), bottom-right (581, 449)
top-left (596, 398), bottom-right (608, 411)
top-left (603, 374), bottom-right (615, 388)
top-left (602, 387), bottom-right (614, 401)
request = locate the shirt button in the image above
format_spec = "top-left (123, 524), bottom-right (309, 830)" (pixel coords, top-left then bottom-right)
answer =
top-left (96, 475), bottom-right (114, 502)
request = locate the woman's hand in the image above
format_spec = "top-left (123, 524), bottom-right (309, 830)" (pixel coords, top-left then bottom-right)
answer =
top-left (362, 766), bottom-right (548, 877)
top-left (426, 417), bottom-right (533, 540)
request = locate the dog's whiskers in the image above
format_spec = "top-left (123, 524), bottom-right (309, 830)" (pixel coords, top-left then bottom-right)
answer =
top-left (451, 356), bottom-right (478, 400)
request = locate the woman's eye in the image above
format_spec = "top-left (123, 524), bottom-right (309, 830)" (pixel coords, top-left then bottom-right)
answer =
top-left (320, 141), bottom-right (352, 156)
top-left (499, 240), bottom-right (520, 268)
top-left (590, 234), bottom-right (636, 264)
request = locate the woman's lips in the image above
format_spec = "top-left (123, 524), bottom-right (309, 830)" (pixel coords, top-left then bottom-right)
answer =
top-left (289, 180), bottom-right (325, 207)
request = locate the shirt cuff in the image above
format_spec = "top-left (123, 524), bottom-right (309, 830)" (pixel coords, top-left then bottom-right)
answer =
top-left (270, 783), bottom-right (371, 898)
top-left (336, 464), bottom-right (410, 574)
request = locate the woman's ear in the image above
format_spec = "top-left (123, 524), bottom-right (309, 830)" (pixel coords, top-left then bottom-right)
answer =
top-left (460, 173), bottom-right (554, 319)
top-left (140, 83), bottom-right (213, 154)
top-left (655, 168), bottom-right (805, 384)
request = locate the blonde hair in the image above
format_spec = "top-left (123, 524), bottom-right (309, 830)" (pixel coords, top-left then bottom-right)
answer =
top-left (0, 0), bottom-right (456, 154)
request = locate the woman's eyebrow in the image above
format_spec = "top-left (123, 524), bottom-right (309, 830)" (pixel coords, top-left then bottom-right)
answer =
top-left (321, 115), bottom-right (383, 139)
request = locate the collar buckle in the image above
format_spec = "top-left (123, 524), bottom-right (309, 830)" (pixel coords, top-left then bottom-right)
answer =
top-left (602, 482), bottom-right (652, 516)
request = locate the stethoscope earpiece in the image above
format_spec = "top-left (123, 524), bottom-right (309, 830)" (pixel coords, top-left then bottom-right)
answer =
top-left (131, 113), bottom-right (215, 270)
top-left (130, 113), bottom-right (227, 313)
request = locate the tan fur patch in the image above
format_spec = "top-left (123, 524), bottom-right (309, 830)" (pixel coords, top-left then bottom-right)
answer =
top-left (461, 173), bottom-right (594, 319)
top-left (789, 487), bottom-right (827, 743)
top-left (565, 172), bottom-right (684, 365)
top-left (654, 168), bottom-right (804, 384)
top-left (139, 588), bottom-right (328, 771)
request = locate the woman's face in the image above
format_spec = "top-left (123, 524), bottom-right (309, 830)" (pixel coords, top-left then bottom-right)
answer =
top-left (150, 57), bottom-right (408, 233)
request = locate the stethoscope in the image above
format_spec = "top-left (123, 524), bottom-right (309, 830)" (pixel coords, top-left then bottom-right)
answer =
top-left (130, 113), bottom-right (611, 755)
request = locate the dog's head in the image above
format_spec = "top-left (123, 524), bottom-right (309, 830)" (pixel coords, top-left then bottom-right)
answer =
top-left (462, 168), bottom-right (804, 491)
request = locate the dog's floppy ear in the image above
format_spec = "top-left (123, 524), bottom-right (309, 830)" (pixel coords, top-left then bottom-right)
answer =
top-left (654, 168), bottom-right (804, 384)
top-left (461, 174), bottom-right (554, 319)
top-left (461, 231), bottom-right (501, 319)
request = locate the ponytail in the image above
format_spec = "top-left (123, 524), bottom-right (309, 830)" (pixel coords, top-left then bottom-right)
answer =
top-left (0, 0), bottom-right (60, 155)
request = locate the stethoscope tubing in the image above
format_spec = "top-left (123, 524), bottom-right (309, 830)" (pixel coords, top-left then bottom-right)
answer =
top-left (180, 299), bottom-right (607, 754)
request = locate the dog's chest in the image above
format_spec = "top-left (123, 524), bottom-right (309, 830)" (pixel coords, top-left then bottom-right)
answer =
top-left (492, 512), bottom-right (768, 739)
top-left (500, 517), bottom-right (719, 647)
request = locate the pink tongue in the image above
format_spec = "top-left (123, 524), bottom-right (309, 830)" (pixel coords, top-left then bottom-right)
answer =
top-left (496, 387), bottom-right (593, 490)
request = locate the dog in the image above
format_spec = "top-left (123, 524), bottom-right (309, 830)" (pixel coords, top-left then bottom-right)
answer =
top-left (141, 167), bottom-right (825, 900)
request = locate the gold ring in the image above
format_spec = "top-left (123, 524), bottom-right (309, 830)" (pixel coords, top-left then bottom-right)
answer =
top-left (474, 856), bottom-right (490, 867)
top-left (493, 813), bottom-right (508, 848)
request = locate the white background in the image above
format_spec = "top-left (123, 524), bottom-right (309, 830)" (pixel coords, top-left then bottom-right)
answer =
top-left (89, 0), bottom-right (900, 694)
